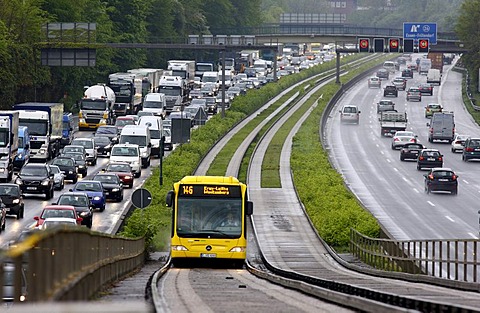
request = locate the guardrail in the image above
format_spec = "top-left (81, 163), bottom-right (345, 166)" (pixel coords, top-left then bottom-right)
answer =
top-left (464, 71), bottom-right (480, 111)
top-left (1, 227), bottom-right (145, 302)
top-left (350, 229), bottom-right (480, 283)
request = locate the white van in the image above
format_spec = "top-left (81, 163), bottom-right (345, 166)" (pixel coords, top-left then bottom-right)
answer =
top-left (202, 71), bottom-right (219, 89)
top-left (119, 125), bottom-right (151, 168)
top-left (138, 116), bottom-right (163, 157)
top-left (427, 69), bottom-right (441, 85)
top-left (110, 144), bottom-right (141, 178)
top-left (383, 61), bottom-right (396, 73)
top-left (142, 93), bottom-right (166, 118)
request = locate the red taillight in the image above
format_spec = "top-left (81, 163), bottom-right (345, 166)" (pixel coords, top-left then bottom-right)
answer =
top-left (428, 174), bottom-right (434, 180)
top-left (419, 156), bottom-right (425, 160)
top-left (409, 138), bottom-right (415, 142)
top-left (466, 147), bottom-right (474, 152)
top-left (438, 156), bottom-right (443, 161)
top-left (394, 138), bottom-right (399, 142)
top-left (452, 175), bottom-right (457, 180)
top-left (429, 128), bottom-right (433, 134)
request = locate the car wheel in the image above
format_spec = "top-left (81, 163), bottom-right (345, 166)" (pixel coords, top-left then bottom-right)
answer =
top-left (1, 219), bottom-right (5, 231)
top-left (19, 206), bottom-right (24, 219)
top-left (400, 155), bottom-right (404, 161)
top-left (417, 164), bottom-right (421, 170)
top-left (391, 144), bottom-right (396, 150)
top-left (426, 186), bottom-right (431, 194)
top-left (462, 155), bottom-right (467, 162)
top-left (100, 205), bottom-right (105, 212)
top-left (452, 188), bottom-right (458, 195)
top-left (73, 176), bottom-right (78, 184)
top-left (118, 194), bottom-right (124, 202)
top-left (93, 159), bottom-right (97, 166)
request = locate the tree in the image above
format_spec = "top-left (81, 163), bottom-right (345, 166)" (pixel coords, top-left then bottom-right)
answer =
top-left (456, 0), bottom-right (480, 86)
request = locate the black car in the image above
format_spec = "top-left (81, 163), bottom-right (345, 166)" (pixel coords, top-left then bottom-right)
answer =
top-left (418, 83), bottom-right (433, 96)
top-left (417, 149), bottom-right (443, 170)
top-left (92, 173), bottom-right (124, 202)
top-left (400, 143), bottom-right (425, 161)
top-left (62, 152), bottom-right (88, 178)
top-left (15, 163), bottom-right (55, 199)
top-left (383, 85), bottom-right (398, 97)
top-left (94, 136), bottom-right (112, 157)
top-left (55, 192), bottom-right (94, 228)
top-left (401, 68), bottom-right (414, 78)
top-left (95, 125), bottom-right (119, 144)
top-left (0, 184), bottom-right (23, 219)
top-left (51, 156), bottom-right (78, 183)
top-left (424, 168), bottom-right (458, 195)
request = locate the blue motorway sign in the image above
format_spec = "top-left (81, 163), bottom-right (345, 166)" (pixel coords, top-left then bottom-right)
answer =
top-left (403, 23), bottom-right (437, 45)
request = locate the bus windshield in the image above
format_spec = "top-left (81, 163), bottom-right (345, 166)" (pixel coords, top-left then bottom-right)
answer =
top-left (176, 198), bottom-right (242, 238)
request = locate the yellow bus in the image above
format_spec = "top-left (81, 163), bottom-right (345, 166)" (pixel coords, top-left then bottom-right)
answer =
top-left (166, 176), bottom-right (253, 267)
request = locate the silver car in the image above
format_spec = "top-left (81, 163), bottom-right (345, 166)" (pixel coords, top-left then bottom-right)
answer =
top-left (391, 131), bottom-right (418, 150)
top-left (49, 165), bottom-right (65, 191)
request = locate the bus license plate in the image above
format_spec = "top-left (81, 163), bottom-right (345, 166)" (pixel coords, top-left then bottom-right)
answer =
top-left (200, 253), bottom-right (217, 258)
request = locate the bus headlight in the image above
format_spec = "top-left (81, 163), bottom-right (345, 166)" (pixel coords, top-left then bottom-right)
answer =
top-left (171, 245), bottom-right (188, 251)
top-left (229, 247), bottom-right (246, 253)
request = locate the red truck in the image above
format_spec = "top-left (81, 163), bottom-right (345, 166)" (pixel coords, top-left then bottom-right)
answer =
top-left (427, 52), bottom-right (444, 73)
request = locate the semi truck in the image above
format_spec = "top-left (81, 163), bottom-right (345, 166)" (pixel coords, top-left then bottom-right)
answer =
top-left (195, 62), bottom-right (214, 79)
top-left (13, 126), bottom-right (30, 170)
top-left (13, 102), bottom-right (63, 162)
top-left (0, 111), bottom-right (19, 182)
top-left (379, 111), bottom-right (408, 136)
top-left (127, 68), bottom-right (163, 96)
top-left (157, 75), bottom-right (188, 112)
top-left (108, 73), bottom-right (143, 115)
top-left (167, 60), bottom-right (196, 88)
top-left (78, 84), bottom-right (115, 129)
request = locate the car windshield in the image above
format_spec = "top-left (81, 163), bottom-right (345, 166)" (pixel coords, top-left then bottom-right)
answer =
top-left (343, 107), bottom-right (357, 113)
top-left (432, 171), bottom-right (454, 178)
top-left (20, 166), bottom-right (47, 177)
top-left (72, 140), bottom-right (93, 149)
top-left (112, 147), bottom-right (138, 156)
top-left (422, 151), bottom-right (440, 157)
top-left (468, 139), bottom-right (480, 147)
top-left (0, 185), bottom-right (19, 196)
top-left (94, 175), bottom-right (118, 184)
top-left (405, 144), bottom-right (423, 149)
top-left (115, 119), bottom-right (135, 127)
top-left (64, 153), bottom-right (83, 161)
top-left (41, 209), bottom-right (75, 219)
top-left (50, 166), bottom-right (60, 174)
top-left (74, 182), bottom-right (102, 192)
top-left (96, 127), bottom-right (116, 135)
top-left (53, 158), bottom-right (74, 166)
top-left (120, 135), bottom-right (146, 147)
top-left (107, 164), bottom-right (130, 172)
top-left (94, 136), bottom-right (110, 144)
top-left (396, 132), bottom-right (414, 137)
top-left (63, 146), bottom-right (84, 154)
top-left (58, 195), bottom-right (88, 206)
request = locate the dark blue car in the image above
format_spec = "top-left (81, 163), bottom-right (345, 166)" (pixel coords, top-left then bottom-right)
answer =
top-left (69, 180), bottom-right (106, 212)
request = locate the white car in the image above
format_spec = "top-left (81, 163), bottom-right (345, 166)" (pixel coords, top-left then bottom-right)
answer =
top-left (391, 131), bottom-right (418, 150)
top-left (71, 137), bottom-right (97, 165)
top-left (49, 165), bottom-right (65, 191)
top-left (39, 217), bottom-right (78, 230)
top-left (110, 144), bottom-right (142, 178)
top-left (451, 134), bottom-right (469, 153)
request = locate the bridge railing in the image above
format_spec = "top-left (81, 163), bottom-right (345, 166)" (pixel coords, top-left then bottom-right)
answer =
top-left (1, 227), bottom-right (145, 302)
top-left (350, 228), bottom-right (480, 283)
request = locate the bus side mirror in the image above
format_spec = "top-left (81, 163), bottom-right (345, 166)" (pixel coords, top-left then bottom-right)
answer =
top-left (166, 190), bottom-right (174, 207)
top-left (246, 201), bottom-right (253, 216)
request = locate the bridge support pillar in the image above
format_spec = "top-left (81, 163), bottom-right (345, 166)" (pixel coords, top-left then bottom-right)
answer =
top-left (336, 51), bottom-right (341, 84)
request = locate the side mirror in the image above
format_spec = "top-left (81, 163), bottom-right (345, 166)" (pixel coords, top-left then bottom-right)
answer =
top-left (165, 190), bottom-right (174, 207)
top-left (86, 153), bottom-right (89, 156)
top-left (51, 202), bottom-right (57, 205)
top-left (25, 144), bottom-right (30, 150)
top-left (34, 216), bottom-right (39, 221)
top-left (426, 122), bottom-right (430, 127)
top-left (69, 189), bottom-right (73, 192)
top-left (76, 217), bottom-right (83, 223)
top-left (148, 143), bottom-right (152, 148)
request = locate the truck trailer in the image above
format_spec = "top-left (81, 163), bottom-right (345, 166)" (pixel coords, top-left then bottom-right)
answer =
top-left (0, 111), bottom-right (19, 182)
top-left (167, 60), bottom-right (196, 88)
top-left (13, 102), bottom-right (63, 162)
top-left (79, 84), bottom-right (115, 129)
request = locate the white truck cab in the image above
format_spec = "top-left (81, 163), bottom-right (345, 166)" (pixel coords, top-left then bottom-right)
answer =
top-left (142, 93), bottom-right (166, 118)
top-left (138, 116), bottom-right (163, 158)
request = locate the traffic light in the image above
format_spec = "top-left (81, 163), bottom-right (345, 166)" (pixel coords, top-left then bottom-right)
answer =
top-left (358, 38), bottom-right (370, 53)
top-left (403, 39), bottom-right (414, 53)
top-left (374, 38), bottom-right (385, 53)
top-left (388, 38), bottom-right (400, 53)
top-left (418, 39), bottom-right (429, 53)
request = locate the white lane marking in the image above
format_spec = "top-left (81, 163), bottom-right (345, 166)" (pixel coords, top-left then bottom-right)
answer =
top-left (386, 159), bottom-right (391, 163)
top-left (427, 201), bottom-right (435, 206)
top-left (413, 188), bottom-right (420, 193)
top-left (468, 232), bottom-right (478, 239)
top-left (402, 177), bottom-right (408, 182)
top-left (462, 179), bottom-right (469, 184)
top-left (445, 216), bottom-right (455, 223)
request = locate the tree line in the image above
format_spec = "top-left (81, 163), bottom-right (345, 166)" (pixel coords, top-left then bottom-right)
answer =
top-left (0, 0), bottom-right (262, 110)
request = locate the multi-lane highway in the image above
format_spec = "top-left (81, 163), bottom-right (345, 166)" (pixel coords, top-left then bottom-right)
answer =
top-left (0, 129), bottom-right (162, 247)
top-left (326, 55), bottom-right (479, 241)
